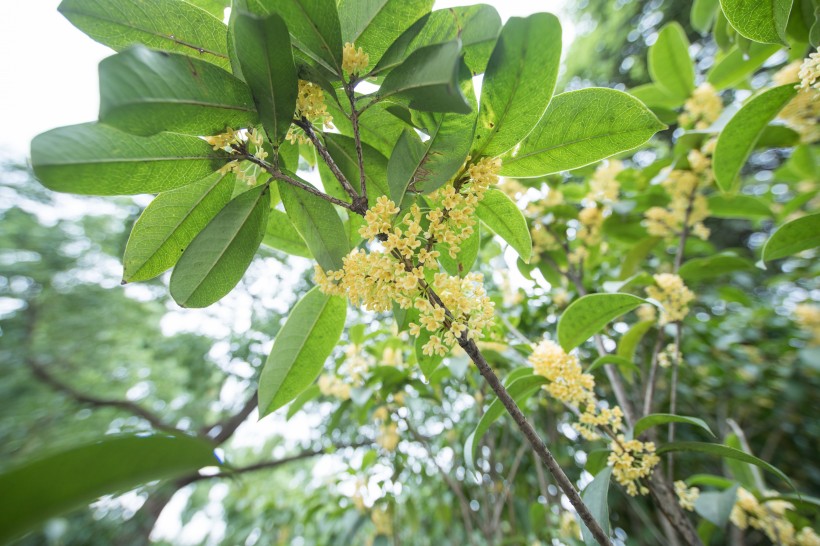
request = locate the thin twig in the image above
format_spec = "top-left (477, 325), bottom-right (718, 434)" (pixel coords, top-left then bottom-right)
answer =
top-left (642, 329), bottom-right (667, 418)
top-left (200, 393), bottom-right (257, 446)
top-left (292, 118), bottom-right (362, 205)
top-left (345, 80), bottom-right (368, 204)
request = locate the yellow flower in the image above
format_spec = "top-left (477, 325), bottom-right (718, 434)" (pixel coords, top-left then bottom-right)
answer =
top-left (371, 505), bottom-right (392, 536)
top-left (646, 273), bottom-right (695, 325)
top-left (775, 57), bottom-right (820, 143)
top-left (674, 480), bottom-right (700, 511)
top-left (343, 42), bottom-right (370, 75)
top-left (318, 374), bottom-right (351, 400)
top-left (798, 47), bottom-right (820, 92)
top-left (577, 205), bottom-right (604, 245)
top-left (587, 159), bottom-right (623, 202)
top-left (795, 304), bottom-right (820, 345)
top-left (377, 422), bottom-right (400, 451)
top-left (678, 83), bottom-right (723, 130)
top-left (559, 511), bottom-right (582, 540)
top-left (607, 435), bottom-right (660, 496)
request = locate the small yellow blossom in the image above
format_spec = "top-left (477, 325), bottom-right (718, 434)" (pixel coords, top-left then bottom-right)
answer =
top-left (371, 505), bottom-right (392, 536)
top-left (674, 480), bottom-right (700, 511)
top-left (646, 274), bottom-right (695, 325)
top-left (795, 304), bottom-right (820, 345)
top-left (678, 83), bottom-right (723, 130)
top-left (343, 343), bottom-right (376, 385)
top-left (343, 42), bottom-right (370, 76)
top-left (798, 47), bottom-right (820, 92)
top-left (636, 304), bottom-right (657, 323)
top-left (559, 511), bottom-right (582, 540)
top-left (644, 169), bottom-right (710, 240)
top-left (729, 487), bottom-right (814, 545)
top-left (577, 205), bottom-right (604, 245)
top-left (608, 435), bottom-right (660, 496)
top-left (318, 373), bottom-right (351, 400)
top-left (658, 343), bottom-right (680, 369)
top-left (377, 422), bottom-right (400, 451)
top-left (587, 160), bottom-right (623, 202)
top-left (775, 58), bottom-right (820, 143)
top-left (287, 80), bottom-right (333, 144)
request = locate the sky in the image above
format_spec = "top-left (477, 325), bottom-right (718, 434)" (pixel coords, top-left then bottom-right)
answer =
top-left (0, 1), bottom-right (575, 159)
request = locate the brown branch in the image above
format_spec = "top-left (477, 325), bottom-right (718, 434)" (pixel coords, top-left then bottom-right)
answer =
top-left (642, 328), bottom-right (667, 417)
top-left (201, 393), bottom-right (257, 446)
top-left (345, 80), bottom-right (368, 203)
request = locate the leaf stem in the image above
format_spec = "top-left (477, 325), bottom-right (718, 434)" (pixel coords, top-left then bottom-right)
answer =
top-left (292, 119), bottom-right (362, 207)
top-left (345, 79), bottom-right (369, 205)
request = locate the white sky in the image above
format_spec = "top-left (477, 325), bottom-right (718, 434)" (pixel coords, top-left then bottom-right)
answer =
top-left (0, 1), bottom-right (574, 158)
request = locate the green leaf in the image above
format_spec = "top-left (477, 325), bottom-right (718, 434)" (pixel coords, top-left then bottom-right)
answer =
top-left (0, 434), bottom-right (216, 544)
top-left (472, 13), bottom-right (562, 158)
top-left (375, 5), bottom-right (501, 77)
top-left (558, 293), bottom-right (646, 352)
top-left (678, 253), bottom-right (755, 281)
top-left (324, 133), bottom-right (390, 205)
top-left (694, 484), bottom-right (740, 527)
top-left (629, 83), bottom-right (684, 109)
top-left (261, 209), bottom-right (313, 258)
top-left (617, 320), bottom-right (655, 362)
top-left (31, 123), bottom-right (227, 196)
top-left (707, 43), bottom-right (781, 89)
top-left (286, 384), bottom-right (321, 420)
top-left (586, 355), bottom-right (641, 378)
top-left (762, 212), bottom-right (820, 261)
top-left (580, 467), bottom-right (612, 546)
top-left (707, 194), bottom-right (772, 219)
top-left (377, 40), bottom-right (472, 114)
top-left (656, 442), bottom-right (793, 488)
top-left (713, 84), bottom-right (798, 192)
top-left (476, 188), bottom-right (532, 262)
top-left (326, 99), bottom-right (409, 156)
top-left (99, 46), bottom-right (256, 137)
top-left (58, 0), bottom-right (231, 69)
top-left (338, 0), bottom-right (433, 66)
top-left (439, 224), bottom-right (480, 277)
top-left (259, 287), bottom-right (347, 416)
top-left (502, 89), bottom-right (666, 177)
top-left (123, 171), bottom-right (235, 283)
top-left (245, 0), bottom-right (343, 75)
top-left (619, 237), bottom-right (661, 280)
top-left (232, 11), bottom-right (298, 146)
top-left (183, 0), bottom-right (229, 18)
top-left (415, 330), bottom-right (444, 378)
top-left (648, 23), bottom-right (695, 101)
top-left (387, 129), bottom-right (425, 205)
top-left (633, 414), bottom-right (715, 438)
top-left (692, 0), bottom-right (721, 33)
top-left (170, 183), bottom-right (270, 307)
top-left (279, 177), bottom-right (350, 271)
top-left (719, 0), bottom-right (793, 44)
top-left (464, 375), bottom-right (547, 468)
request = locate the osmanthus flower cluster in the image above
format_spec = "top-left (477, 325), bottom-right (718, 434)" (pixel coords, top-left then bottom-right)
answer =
top-left (286, 80), bottom-right (333, 144)
top-left (730, 488), bottom-right (820, 546)
top-left (316, 158), bottom-right (501, 357)
top-left (206, 127), bottom-right (268, 185)
top-left (646, 273), bottom-right (696, 325)
top-left (674, 480), bottom-right (700, 511)
top-left (678, 82), bottom-right (723, 130)
top-left (774, 50), bottom-right (820, 143)
top-left (644, 166), bottom-right (712, 241)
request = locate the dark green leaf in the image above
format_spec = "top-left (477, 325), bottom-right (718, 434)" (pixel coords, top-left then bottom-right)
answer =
top-left (279, 177), bottom-right (350, 271)
top-left (0, 434), bottom-right (217, 544)
top-left (633, 414), bottom-right (715, 438)
top-left (694, 485), bottom-right (739, 527)
top-left (648, 23), bottom-right (695, 101)
top-left (656, 442), bottom-right (793, 488)
top-left (586, 355), bottom-right (641, 378)
top-left (719, 0), bottom-right (793, 44)
top-left (377, 40), bottom-right (472, 114)
top-left (762, 212), bottom-right (820, 261)
top-left (58, 0), bottom-right (231, 69)
top-left (502, 89), bottom-right (666, 177)
top-left (472, 13), bottom-right (562, 158)
top-left (476, 188), bottom-right (532, 262)
top-left (99, 46), bottom-right (256, 136)
top-left (707, 43), bottom-right (781, 89)
top-left (581, 467), bottom-right (612, 545)
top-left (262, 209), bottom-right (313, 258)
top-left (713, 84), bottom-right (797, 192)
top-left (707, 194), bottom-right (772, 219)
top-left (232, 11), bottom-right (298, 146)
top-left (123, 170), bottom-right (235, 283)
top-left (324, 133), bottom-right (390, 205)
top-left (678, 253), bottom-right (755, 281)
top-left (170, 183), bottom-right (270, 307)
top-left (31, 123), bottom-right (227, 196)
top-left (259, 287), bottom-right (347, 415)
top-left (338, 0), bottom-right (433, 66)
top-left (692, 0), bottom-right (721, 34)
top-left (629, 83), bottom-right (683, 109)
top-left (558, 293), bottom-right (646, 352)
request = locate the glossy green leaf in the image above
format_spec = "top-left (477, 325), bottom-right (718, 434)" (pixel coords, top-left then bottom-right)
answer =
top-left (279, 177), bottom-right (350, 271)
top-left (99, 46), bottom-right (256, 137)
top-left (183, 0), bottom-right (229, 18)
top-left (245, 0), bottom-right (343, 75)
top-left (502, 89), bottom-right (666, 177)
top-left (707, 43), bottom-right (781, 89)
top-left (439, 224), bottom-right (480, 277)
top-left (377, 40), bottom-right (472, 114)
top-left (714, 84), bottom-right (797, 192)
top-left (375, 4), bottom-right (501, 77)
top-left (0, 434), bottom-right (217, 544)
top-left (415, 330), bottom-right (444, 378)
top-left (586, 355), bottom-right (641, 377)
top-left (707, 194), bottom-right (772, 219)
top-left (170, 183), bottom-right (270, 307)
top-left (476, 188), bottom-right (532, 262)
top-left (259, 287), bottom-right (347, 416)
top-left (648, 23), bottom-right (695, 101)
top-left (634, 413), bottom-right (715, 438)
top-left (123, 171), bottom-right (235, 283)
top-left (679, 253), bottom-right (755, 281)
top-left (694, 484), bottom-right (739, 527)
top-left (464, 375), bottom-right (547, 468)
top-left (326, 99), bottom-right (408, 156)
top-left (472, 13), bottom-right (562, 158)
top-left (558, 293), bottom-right (646, 352)
top-left (232, 11), bottom-right (298, 146)
top-left (656, 442), bottom-right (793, 488)
top-left (338, 0), bottom-right (433, 66)
top-left (286, 384), bottom-right (321, 420)
top-left (629, 83), bottom-right (683, 109)
top-left (262, 209), bottom-right (313, 258)
top-left (692, 0), bottom-right (721, 33)
top-left (762, 213), bottom-right (820, 261)
top-left (580, 467), bottom-right (612, 545)
top-left (58, 0), bottom-right (231, 69)
top-left (31, 123), bottom-right (227, 196)
top-left (719, 0), bottom-right (793, 44)
top-left (324, 133), bottom-right (390, 205)
top-left (388, 129), bottom-right (426, 206)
